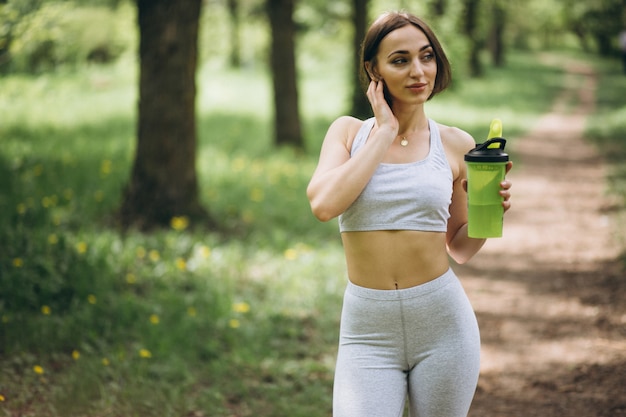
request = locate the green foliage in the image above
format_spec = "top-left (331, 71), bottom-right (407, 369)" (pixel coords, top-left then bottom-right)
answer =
top-left (3, 1), bottom-right (134, 73)
top-left (585, 59), bottom-right (626, 248)
top-left (3, 0), bottom-right (618, 78)
top-left (586, 57), bottom-right (626, 155)
top-left (560, 0), bottom-right (625, 54)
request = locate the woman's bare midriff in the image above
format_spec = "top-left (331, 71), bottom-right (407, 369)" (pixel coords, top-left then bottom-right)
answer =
top-left (341, 230), bottom-right (450, 290)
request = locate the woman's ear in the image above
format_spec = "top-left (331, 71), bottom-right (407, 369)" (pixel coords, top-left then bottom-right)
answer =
top-left (365, 62), bottom-right (379, 81)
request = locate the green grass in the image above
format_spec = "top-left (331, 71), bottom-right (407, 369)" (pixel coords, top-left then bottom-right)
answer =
top-left (1, 49), bottom-right (624, 416)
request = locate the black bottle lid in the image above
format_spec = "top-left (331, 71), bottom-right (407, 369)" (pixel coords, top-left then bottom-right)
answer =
top-left (464, 138), bottom-right (509, 163)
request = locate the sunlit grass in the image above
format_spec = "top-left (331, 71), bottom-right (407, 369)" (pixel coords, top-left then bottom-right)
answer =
top-left (0, 59), bottom-right (137, 128)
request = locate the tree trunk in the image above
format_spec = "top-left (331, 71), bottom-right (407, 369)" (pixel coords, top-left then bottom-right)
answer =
top-left (429, 0), bottom-right (447, 17)
top-left (227, 0), bottom-right (241, 68)
top-left (267, 0), bottom-right (303, 148)
top-left (488, 0), bottom-right (506, 67)
top-left (120, 0), bottom-right (211, 230)
top-left (462, 0), bottom-right (483, 77)
top-left (350, 0), bottom-right (371, 119)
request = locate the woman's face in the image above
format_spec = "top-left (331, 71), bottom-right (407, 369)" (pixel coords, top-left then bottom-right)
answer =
top-left (371, 25), bottom-right (437, 106)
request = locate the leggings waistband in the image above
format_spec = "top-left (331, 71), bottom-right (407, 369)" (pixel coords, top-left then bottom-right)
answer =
top-left (346, 268), bottom-right (457, 301)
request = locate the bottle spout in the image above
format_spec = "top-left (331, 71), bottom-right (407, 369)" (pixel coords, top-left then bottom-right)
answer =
top-left (487, 118), bottom-right (503, 141)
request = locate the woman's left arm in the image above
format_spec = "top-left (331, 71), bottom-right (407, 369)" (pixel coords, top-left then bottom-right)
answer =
top-left (445, 128), bottom-right (513, 264)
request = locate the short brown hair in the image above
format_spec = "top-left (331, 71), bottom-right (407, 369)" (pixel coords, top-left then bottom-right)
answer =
top-left (360, 12), bottom-right (452, 100)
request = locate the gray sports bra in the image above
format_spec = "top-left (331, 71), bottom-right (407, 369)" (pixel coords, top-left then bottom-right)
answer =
top-left (338, 118), bottom-right (453, 233)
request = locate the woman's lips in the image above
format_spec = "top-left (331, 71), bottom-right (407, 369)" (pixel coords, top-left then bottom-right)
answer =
top-left (407, 83), bottom-right (427, 92)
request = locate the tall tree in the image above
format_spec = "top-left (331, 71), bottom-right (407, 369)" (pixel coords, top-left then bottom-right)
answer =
top-left (429, 0), bottom-right (447, 17)
top-left (488, 0), bottom-right (506, 67)
top-left (461, 0), bottom-right (483, 77)
top-left (350, 0), bottom-right (371, 119)
top-left (120, 0), bottom-right (210, 230)
top-left (227, 0), bottom-right (241, 68)
top-left (266, 0), bottom-right (303, 148)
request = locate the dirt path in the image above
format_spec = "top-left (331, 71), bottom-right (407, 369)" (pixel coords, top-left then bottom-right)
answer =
top-left (458, 58), bottom-right (626, 417)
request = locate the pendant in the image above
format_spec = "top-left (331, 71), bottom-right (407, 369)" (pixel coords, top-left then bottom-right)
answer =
top-left (400, 137), bottom-right (409, 147)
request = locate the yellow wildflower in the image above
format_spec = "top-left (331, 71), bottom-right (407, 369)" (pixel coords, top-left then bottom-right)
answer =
top-left (139, 349), bottom-right (152, 358)
top-left (199, 245), bottom-right (211, 258)
top-left (148, 250), bottom-right (160, 262)
top-left (232, 157), bottom-right (246, 172)
top-left (284, 248), bottom-right (298, 260)
top-left (41, 195), bottom-right (58, 208)
top-left (76, 242), bottom-right (88, 254)
top-left (149, 314), bottom-right (160, 325)
top-left (41, 305), bottom-right (51, 315)
top-left (249, 187), bottom-right (264, 202)
top-left (33, 365), bottom-right (44, 375)
top-left (100, 160), bottom-right (112, 176)
top-left (47, 234), bottom-right (58, 245)
top-left (87, 294), bottom-right (97, 305)
top-left (232, 302), bottom-right (250, 314)
top-left (170, 216), bottom-right (189, 231)
top-left (12, 258), bottom-right (23, 268)
top-left (102, 358), bottom-right (110, 366)
top-left (187, 307), bottom-right (197, 317)
top-left (72, 350), bottom-right (80, 360)
top-left (0, 394), bottom-right (5, 401)
top-left (136, 246), bottom-right (146, 259)
top-left (126, 273), bottom-right (137, 284)
top-left (229, 319), bottom-right (241, 329)
top-left (175, 258), bottom-right (187, 271)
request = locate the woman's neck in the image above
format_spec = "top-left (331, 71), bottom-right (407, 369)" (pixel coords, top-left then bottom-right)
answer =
top-left (393, 105), bottom-right (429, 136)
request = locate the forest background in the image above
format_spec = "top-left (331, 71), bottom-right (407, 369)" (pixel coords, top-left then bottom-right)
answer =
top-left (1, 0), bottom-right (625, 416)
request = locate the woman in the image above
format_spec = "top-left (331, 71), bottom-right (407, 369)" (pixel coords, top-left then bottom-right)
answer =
top-left (307, 11), bottom-right (513, 417)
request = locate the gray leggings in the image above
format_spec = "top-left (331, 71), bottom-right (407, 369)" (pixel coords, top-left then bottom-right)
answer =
top-left (333, 268), bottom-right (480, 417)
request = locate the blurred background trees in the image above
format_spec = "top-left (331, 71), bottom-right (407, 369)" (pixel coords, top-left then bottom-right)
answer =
top-left (1, 0), bottom-right (622, 81)
top-left (1, 0), bottom-right (624, 230)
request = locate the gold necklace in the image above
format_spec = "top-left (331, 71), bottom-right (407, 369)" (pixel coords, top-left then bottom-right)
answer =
top-left (398, 124), bottom-right (427, 147)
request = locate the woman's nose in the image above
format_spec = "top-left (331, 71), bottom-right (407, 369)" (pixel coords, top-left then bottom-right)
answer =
top-left (410, 58), bottom-right (424, 77)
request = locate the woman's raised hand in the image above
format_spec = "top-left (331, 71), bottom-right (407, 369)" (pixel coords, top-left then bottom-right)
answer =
top-left (366, 80), bottom-right (399, 140)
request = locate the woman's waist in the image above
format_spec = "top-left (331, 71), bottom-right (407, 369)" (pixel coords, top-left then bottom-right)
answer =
top-left (345, 267), bottom-right (457, 300)
top-left (341, 230), bottom-right (449, 290)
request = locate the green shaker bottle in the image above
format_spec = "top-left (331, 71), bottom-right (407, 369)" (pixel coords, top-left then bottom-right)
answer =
top-left (464, 119), bottom-right (509, 238)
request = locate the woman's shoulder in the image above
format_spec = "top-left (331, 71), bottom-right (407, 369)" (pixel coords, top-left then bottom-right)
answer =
top-left (331, 115), bottom-right (371, 133)
top-left (434, 122), bottom-right (476, 153)
top-left (327, 115), bottom-right (373, 146)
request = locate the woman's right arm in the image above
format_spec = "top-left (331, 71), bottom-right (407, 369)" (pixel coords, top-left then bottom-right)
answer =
top-left (307, 80), bottom-right (398, 222)
top-left (306, 117), bottom-right (396, 222)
